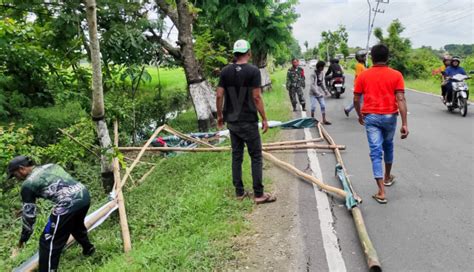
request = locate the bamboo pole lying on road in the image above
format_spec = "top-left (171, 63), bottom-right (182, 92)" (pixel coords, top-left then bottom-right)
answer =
top-left (263, 138), bottom-right (324, 146)
top-left (113, 120), bottom-right (132, 253)
top-left (118, 144), bottom-right (345, 153)
top-left (318, 124), bottom-right (381, 271)
top-left (352, 207), bottom-right (382, 272)
top-left (262, 151), bottom-right (347, 199)
top-left (319, 123), bottom-right (361, 203)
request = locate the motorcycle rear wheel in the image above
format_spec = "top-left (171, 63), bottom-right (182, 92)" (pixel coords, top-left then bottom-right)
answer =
top-left (459, 98), bottom-right (468, 117)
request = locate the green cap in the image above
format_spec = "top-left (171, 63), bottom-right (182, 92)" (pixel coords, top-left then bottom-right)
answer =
top-left (232, 39), bottom-right (251, 54)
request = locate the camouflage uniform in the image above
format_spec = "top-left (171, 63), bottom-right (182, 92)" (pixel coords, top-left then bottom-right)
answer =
top-left (286, 66), bottom-right (306, 110)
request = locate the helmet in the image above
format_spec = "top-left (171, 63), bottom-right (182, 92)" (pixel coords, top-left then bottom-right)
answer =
top-left (6, 155), bottom-right (34, 179)
top-left (330, 58), bottom-right (339, 64)
top-left (355, 50), bottom-right (367, 61)
top-left (451, 56), bottom-right (461, 63)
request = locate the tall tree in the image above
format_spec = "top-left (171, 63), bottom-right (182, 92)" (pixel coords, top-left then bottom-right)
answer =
top-left (304, 40), bottom-right (309, 52)
top-left (196, 0), bottom-right (299, 90)
top-left (153, 0), bottom-right (216, 131)
top-left (374, 19), bottom-right (411, 75)
top-left (85, 0), bottom-right (114, 190)
top-left (317, 25), bottom-right (348, 61)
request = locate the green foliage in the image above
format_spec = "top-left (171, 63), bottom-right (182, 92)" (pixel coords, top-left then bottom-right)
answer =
top-left (21, 102), bottom-right (88, 146)
top-left (373, 19), bottom-right (412, 75)
top-left (194, 29), bottom-right (230, 80)
top-left (318, 25), bottom-right (349, 61)
top-left (444, 44), bottom-right (474, 57)
top-left (196, 0), bottom-right (299, 66)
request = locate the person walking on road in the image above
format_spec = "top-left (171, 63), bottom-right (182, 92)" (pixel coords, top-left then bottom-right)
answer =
top-left (216, 39), bottom-right (276, 204)
top-left (354, 44), bottom-right (409, 204)
top-left (7, 156), bottom-right (95, 271)
top-left (309, 61), bottom-right (332, 125)
top-left (344, 50), bottom-right (368, 116)
top-left (286, 58), bottom-right (306, 112)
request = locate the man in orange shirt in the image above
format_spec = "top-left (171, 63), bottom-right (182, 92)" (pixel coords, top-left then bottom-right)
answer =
top-left (354, 44), bottom-right (409, 204)
top-left (344, 50), bottom-right (367, 116)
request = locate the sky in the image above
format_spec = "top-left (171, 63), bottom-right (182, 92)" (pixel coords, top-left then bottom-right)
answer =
top-left (293, 0), bottom-right (474, 50)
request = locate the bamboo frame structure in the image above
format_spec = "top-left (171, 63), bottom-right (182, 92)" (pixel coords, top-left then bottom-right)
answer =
top-left (118, 144), bottom-right (345, 153)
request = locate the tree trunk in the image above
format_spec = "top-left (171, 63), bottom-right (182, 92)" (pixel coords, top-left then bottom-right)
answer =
top-left (253, 51), bottom-right (272, 91)
top-left (85, 0), bottom-right (114, 191)
top-left (174, 0), bottom-right (215, 131)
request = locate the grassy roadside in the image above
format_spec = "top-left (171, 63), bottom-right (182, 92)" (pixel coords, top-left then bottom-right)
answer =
top-left (5, 68), bottom-right (291, 271)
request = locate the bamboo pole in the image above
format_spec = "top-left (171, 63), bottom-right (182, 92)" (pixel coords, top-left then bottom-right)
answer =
top-left (163, 125), bottom-right (215, 147)
top-left (262, 152), bottom-right (346, 199)
top-left (18, 200), bottom-right (118, 272)
top-left (58, 128), bottom-right (100, 158)
top-left (319, 124), bottom-right (361, 203)
top-left (137, 165), bottom-right (157, 184)
top-left (118, 144), bottom-right (345, 153)
top-left (263, 138), bottom-right (324, 146)
top-left (119, 125), bottom-right (165, 190)
top-left (352, 207), bottom-right (382, 271)
top-left (113, 120), bottom-right (132, 253)
top-left (319, 124), bottom-right (382, 271)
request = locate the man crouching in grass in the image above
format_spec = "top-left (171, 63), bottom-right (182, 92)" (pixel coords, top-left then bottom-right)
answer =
top-left (354, 44), bottom-right (409, 204)
top-left (216, 39), bottom-right (276, 204)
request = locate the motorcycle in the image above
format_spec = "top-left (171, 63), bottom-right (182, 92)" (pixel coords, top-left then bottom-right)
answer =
top-left (328, 76), bottom-right (345, 98)
top-left (445, 74), bottom-right (470, 117)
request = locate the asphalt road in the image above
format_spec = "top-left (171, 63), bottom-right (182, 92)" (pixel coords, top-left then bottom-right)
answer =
top-left (292, 67), bottom-right (473, 272)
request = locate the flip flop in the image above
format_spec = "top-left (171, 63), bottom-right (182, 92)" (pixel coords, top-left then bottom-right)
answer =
top-left (236, 191), bottom-right (249, 201)
top-left (384, 175), bottom-right (396, 187)
top-left (372, 194), bottom-right (387, 204)
top-left (323, 121), bottom-right (332, 125)
top-left (254, 193), bottom-right (277, 205)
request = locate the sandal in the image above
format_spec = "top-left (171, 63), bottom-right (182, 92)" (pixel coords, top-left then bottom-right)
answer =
top-left (236, 192), bottom-right (249, 201)
top-left (384, 175), bottom-right (396, 187)
top-left (254, 193), bottom-right (277, 204)
top-left (323, 121), bottom-right (332, 125)
top-left (372, 194), bottom-right (387, 204)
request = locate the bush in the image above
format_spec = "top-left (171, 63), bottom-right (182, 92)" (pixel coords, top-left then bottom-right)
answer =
top-left (21, 102), bottom-right (87, 146)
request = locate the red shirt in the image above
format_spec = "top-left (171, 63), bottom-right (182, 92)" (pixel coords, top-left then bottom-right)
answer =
top-left (354, 64), bottom-right (405, 114)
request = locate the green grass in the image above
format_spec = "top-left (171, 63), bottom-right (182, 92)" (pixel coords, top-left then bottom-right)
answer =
top-left (4, 68), bottom-right (291, 271)
top-left (405, 78), bottom-right (442, 95)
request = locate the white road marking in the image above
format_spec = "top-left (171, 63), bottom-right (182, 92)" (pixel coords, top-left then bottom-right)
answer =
top-left (301, 111), bottom-right (347, 272)
top-left (406, 88), bottom-right (441, 98)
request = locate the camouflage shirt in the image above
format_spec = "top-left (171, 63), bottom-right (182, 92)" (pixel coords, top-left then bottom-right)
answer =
top-left (19, 164), bottom-right (90, 243)
top-left (286, 66), bottom-right (306, 89)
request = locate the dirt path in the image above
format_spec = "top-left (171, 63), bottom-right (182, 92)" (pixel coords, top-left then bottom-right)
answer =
top-left (225, 129), bottom-right (306, 271)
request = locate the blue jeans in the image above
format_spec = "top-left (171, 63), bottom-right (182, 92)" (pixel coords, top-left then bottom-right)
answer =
top-left (364, 114), bottom-right (397, 179)
top-left (310, 95), bottom-right (326, 113)
top-left (345, 95), bottom-right (363, 113)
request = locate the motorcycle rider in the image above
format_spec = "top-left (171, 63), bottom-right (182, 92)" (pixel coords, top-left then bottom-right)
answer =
top-left (433, 55), bottom-right (452, 102)
top-left (443, 56), bottom-right (466, 106)
top-left (325, 58), bottom-right (345, 87)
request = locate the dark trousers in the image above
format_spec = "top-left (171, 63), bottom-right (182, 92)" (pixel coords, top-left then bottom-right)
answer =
top-left (228, 122), bottom-right (264, 197)
top-left (39, 204), bottom-right (93, 272)
top-left (445, 82), bottom-right (454, 102)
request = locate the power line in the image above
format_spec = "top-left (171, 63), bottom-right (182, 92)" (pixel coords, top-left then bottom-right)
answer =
top-left (402, 9), bottom-right (472, 31)
top-left (404, 12), bottom-right (473, 37)
top-left (366, 0), bottom-right (389, 51)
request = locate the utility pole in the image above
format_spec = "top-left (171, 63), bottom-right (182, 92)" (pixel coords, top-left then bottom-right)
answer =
top-left (365, 0), bottom-right (389, 61)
